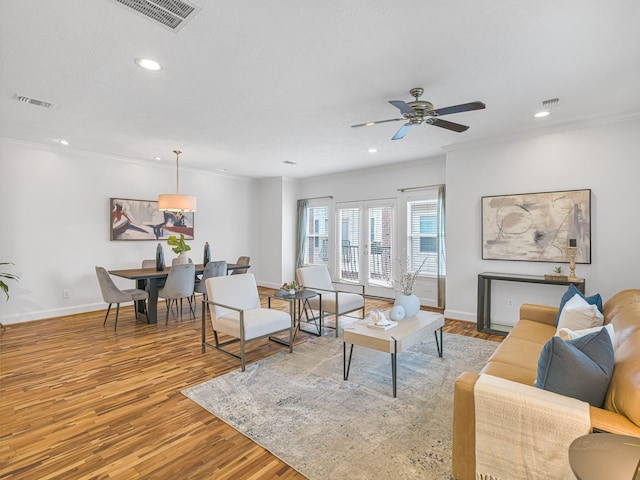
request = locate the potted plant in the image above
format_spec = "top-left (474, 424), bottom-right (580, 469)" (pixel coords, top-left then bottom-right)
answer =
top-left (280, 281), bottom-right (299, 295)
top-left (1, 262), bottom-right (19, 330)
top-left (544, 266), bottom-right (568, 281)
top-left (393, 256), bottom-right (428, 317)
top-left (1, 262), bottom-right (19, 301)
top-left (167, 234), bottom-right (191, 264)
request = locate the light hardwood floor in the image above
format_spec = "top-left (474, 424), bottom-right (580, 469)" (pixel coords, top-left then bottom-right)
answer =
top-left (0, 290), bottom-right (502, 479)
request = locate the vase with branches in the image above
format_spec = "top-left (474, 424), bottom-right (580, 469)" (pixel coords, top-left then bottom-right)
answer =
top-left (394, 256), bottom-right (428, 295)
top-left (393, 256), bottom-right (428, 318)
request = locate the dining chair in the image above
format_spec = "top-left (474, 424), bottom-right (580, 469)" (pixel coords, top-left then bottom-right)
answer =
top-left (95, 266), bottom-right (149, 331)
top-left (230, 256), bottom-right (250, 275)
top-left (296, 265), bottom-right (365, 337)
top-left (203, 273), bottom-right (293, 371)
top-left (195, 261), bottom-right (227, 300)
top-left (197, 260), bottom-right (228, 337)
top-left (158, 263), bottom-right (196, 324)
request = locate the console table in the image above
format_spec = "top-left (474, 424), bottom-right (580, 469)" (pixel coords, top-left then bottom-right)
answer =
top-left (477, 272), bottom-right (586, 335)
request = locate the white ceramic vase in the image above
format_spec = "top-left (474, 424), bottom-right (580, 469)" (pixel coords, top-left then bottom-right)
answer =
top-left (394, 293), bottom-right (420, 318)
top-left (176, 251), bottom-right (189, 265)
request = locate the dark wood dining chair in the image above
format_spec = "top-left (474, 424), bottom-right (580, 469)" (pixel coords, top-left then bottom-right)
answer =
top-left (231, 256), bottom-right (250, 275)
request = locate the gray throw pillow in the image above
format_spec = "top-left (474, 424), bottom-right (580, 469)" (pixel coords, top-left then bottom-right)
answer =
top-left (535, 328), bottom-right (614, 408)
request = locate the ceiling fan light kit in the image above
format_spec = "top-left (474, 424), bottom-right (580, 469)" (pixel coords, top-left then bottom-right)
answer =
top-left (352, 87), bottom-right (486, 140)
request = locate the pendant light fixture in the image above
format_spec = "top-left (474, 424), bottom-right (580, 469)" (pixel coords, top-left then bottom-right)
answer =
top-left (158, 150), bottom-right (197, 212)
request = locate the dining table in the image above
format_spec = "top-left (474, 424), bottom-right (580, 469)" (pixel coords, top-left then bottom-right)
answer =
top-left (109, 262), bottom-right (250, 324)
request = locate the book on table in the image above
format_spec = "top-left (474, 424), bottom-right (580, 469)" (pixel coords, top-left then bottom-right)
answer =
top-left (367, 321), bottom-right (398, 331)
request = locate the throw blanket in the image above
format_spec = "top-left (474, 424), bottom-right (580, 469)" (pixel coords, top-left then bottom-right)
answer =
top-left (474, 374), bottom-right (591, 480)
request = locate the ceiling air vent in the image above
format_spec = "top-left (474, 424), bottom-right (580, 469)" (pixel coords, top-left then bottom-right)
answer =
top-left (14, 95), bottom-right (54, 109)
top-left (110, 0), bottom-right (201, 32)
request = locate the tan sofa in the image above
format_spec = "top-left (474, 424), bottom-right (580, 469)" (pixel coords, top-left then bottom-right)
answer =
top-left (452, 289), bottom-right (640, 480)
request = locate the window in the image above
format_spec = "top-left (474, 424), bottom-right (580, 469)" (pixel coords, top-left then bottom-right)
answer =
top-left (304, 205), bottom-right (328, 265)
top-left (407, 198), bottom-right (440, 275)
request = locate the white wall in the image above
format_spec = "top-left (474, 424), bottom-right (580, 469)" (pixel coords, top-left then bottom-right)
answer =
top-left (0, 139), bottom-right (256, 324)
top-left (3, 116), bottom-right (638, 325)
top-left (298, 157), bottom-right (446, 203)
top-left (445, 117), bottom-right (640, 322)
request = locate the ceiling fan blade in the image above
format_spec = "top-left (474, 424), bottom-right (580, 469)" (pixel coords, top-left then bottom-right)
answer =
top-left (392, 123), bottom-right (412, 140)
top-left (351, 118), bottom-right (404, 128)
top-left (433, 101), bottom-right (486, 116)
top-left (430, 118), bottom-right (469, 132)
top-left (389, 100), bottom-right (415, 115)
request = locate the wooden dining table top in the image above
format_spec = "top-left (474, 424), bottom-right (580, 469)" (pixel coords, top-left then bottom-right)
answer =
top-left (109, 263), bottom-right (247, 279)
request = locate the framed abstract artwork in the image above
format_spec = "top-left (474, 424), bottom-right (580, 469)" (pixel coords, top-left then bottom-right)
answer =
top-left (481, 189), bottom-right (591, 263)
top-left (110, 198), bottom-right (195, 241)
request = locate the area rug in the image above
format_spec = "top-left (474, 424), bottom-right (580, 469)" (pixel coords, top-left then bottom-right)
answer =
top-left (183, 332), bottom-right (497, 479)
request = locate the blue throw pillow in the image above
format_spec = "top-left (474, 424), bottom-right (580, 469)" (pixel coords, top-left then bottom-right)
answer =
top-left (536, 328), bottom-right (614, 407)
top-left (556, 284), bottom-right (603, 325)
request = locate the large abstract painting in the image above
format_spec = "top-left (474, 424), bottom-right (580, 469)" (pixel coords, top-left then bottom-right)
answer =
top-left (482, 189), bottom-right (591, 263)
top-left (110, 198), bottom-right (195, 241)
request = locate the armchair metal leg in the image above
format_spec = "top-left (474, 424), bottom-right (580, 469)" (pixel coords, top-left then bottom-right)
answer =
top-left (201, 300), bottom-right (206, 353)
top-left (240, 337), bottom-right (246, 372)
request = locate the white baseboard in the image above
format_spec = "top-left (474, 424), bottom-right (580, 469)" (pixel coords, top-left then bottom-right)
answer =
top-left (0, 302), bottom-right (105, 325)
top-left (444, 308), bottom-right (476, 323)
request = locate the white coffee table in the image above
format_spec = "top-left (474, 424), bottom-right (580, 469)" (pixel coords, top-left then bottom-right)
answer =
top-left (342, 310), bottom-right (445, 397)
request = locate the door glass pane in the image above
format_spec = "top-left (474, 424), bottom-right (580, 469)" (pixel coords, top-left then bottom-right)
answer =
top-left (338, 208), bottom-right (359, 281)
top-left (305, 206), bottom-right (328, 265)
top-left (368, 206), bottom-right (392, 287)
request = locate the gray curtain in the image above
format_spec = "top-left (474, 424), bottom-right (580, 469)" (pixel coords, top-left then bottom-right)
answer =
top-left (437, 185), bottom-right (446, 309)
top-left (295, 199), bottom-right (308, 269)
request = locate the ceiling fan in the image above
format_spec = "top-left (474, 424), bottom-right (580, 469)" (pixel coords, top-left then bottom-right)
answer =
top-left (351, 88), bottom-right (486, 140)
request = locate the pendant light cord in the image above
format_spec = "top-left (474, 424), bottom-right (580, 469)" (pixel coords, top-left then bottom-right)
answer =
top-left (173, 149), bottom-right (182, 194)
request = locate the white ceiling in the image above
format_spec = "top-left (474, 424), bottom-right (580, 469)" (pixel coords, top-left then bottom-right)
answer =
top-left (1, 0), bottom-right (639, 179)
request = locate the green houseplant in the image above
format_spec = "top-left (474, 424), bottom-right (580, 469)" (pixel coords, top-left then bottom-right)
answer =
top-left (167, 234), bottom-right (191, 264)
top-left (1, 262), bottom-right (19, 301)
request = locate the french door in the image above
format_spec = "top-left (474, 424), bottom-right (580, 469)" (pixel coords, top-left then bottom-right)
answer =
top-left (337, 200), bottom-right (395, 298)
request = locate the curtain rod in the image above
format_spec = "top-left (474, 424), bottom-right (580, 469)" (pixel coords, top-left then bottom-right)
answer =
top-left (397, 184), bottom-right (443, 193)
top-left (299, 195), bottom-right (333, 201)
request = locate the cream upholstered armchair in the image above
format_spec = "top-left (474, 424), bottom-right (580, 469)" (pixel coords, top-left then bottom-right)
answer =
top-left (296, 265), bottom-right (365, 337)
top-left (203, 273), bottom-right (294, 371)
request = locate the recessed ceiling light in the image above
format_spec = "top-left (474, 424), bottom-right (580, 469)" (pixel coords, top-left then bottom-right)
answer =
top-left (58, 139), bottom-right (69, 146)
top-left (534, 111), bottom-right (551, 118)
top-left (368, 147), bottom-right (378, 153)
top-left (135, 58), bottom-right (162, 71)
top-left (153, 156), bottom-right (162, 161)
top-left (216, 168), bottom-right (227, 172)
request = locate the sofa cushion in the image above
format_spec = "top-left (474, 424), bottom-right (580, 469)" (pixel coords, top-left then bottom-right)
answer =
top-left (556, 293), bottom-right (604, 331)
top-left (602, 292), bottom-right (640, 427)
top-left (536, 328), bottom-right (614, 407)
top-left (556, 324), bottom-right (616, 348)
top-left (556, 284), bottom-right (602, 325)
